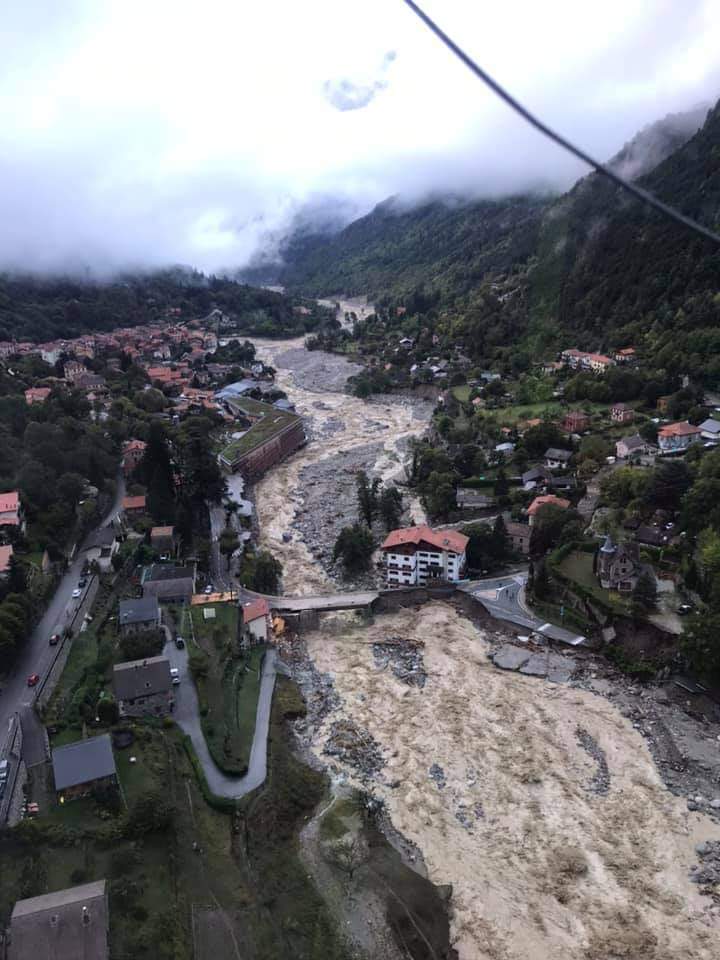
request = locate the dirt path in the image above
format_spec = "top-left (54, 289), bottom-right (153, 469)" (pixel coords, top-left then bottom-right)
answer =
top-left (249, 337), bottom-right (431, 594)
top-left (304, 603), bottom-right (720, 960)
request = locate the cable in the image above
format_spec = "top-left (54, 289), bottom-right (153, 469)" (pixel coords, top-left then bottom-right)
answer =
top-left (402, 0), bottom-right (720, 247)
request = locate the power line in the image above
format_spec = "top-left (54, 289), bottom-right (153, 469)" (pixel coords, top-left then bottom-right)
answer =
top-left (402, 0), bottom-right (720, 247)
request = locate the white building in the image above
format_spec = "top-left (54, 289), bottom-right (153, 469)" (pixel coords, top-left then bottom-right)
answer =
top-left (242, 598), bottom-right (270, 644)
top-left (381, 526), bottom-right (468, 588)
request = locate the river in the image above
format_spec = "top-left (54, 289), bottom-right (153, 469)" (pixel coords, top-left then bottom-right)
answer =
top-left (248, 336), bottom-right (432, 595)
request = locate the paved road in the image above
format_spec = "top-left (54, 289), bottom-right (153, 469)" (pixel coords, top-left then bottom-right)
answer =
top-left (461, 573), bottom-right (586, 646)
top-left (166, 634), bottom-right (278, 798)
top-left (0, 476), bottom-right (126, 767)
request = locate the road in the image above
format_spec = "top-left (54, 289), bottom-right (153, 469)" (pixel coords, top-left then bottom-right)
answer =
top-left (166, 633), bottom-right (278, 799)
top-left (0, 476), bottom-right (126, 768)
top-left (460, 573), bottom-right (586, 646)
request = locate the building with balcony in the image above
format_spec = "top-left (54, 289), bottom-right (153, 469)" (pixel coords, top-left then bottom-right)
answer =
top-left (381, 526), bottom-right (468, 588)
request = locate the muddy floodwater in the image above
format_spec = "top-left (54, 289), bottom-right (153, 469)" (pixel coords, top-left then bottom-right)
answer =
top-left (250, 337), bottom-right (432, 594)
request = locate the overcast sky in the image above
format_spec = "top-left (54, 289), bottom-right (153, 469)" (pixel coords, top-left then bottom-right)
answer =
top-left (1, 0), bottom-right (718, 274)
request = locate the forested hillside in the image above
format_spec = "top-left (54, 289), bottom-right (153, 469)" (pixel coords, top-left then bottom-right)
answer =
top-left (0, 269), bottom-right (323, 342)
top-left (270, 102), bottom-right (720, 379)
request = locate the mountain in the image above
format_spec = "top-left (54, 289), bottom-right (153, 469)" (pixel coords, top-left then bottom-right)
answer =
top-left (0, 269), bottom-right (324, 342)
top-left (265, 101), bottom-right (720, 377)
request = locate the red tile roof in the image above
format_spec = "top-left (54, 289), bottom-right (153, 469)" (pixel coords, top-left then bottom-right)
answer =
top-left (122, 495), bottom-right (146, 511)
top-left (658, 421), bottom-right (701, 438)
top-left (381, 525), bottom-right (469, 554)
top-left (243, 598), bottom-right (270, 622)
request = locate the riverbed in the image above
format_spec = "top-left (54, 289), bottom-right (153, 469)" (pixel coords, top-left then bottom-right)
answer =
top-left (249, 336), bottom-right (432, 594)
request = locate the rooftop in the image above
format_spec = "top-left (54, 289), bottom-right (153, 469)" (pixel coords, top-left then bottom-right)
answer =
top-left (10, 880), bottom-right (108, 960)
top-left (143, 564), bottom-right (194, 583)
top-left (381, 525), bottom-right (469, 555)
top-left (219, 396), bottom-right (301, 462)
top-left (528, 495), bottom-right (571, 516)
top-left (658, 421), bottom-right (701, 438)
top-left (113, 655), bottom-right (171, 700)
top-left (52, 734), bottom-right (116, 791)
top-left (118, 595), bottom-right (160, 626)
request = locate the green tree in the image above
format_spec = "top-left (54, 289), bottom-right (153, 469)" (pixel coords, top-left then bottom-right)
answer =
top-left (333, 524), bottom-right (374, 573)
top-left (632, 571), bottom-right (658, 612)
top-left (141, 422), bottom-right (175, 524)
top-left (529, 506), bottom-right (584, 557)
top-left (379, 485), bottom-right (403, 531)
top-left (252, 550), bottom-right (282, 594)
top-left (356, 471), bottom-right (380, 527)
top-left (682, 607), bottom-right (720, 681)
top-left (647, 459), bottom-right (692, 513)
top-left (421, 471), bottom-right (456, 518)
top-left (219, 526), bottom-right (240, 570)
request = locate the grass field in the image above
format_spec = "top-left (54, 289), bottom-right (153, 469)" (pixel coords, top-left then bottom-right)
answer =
top-left (452, 384), bottom-right (471, 403)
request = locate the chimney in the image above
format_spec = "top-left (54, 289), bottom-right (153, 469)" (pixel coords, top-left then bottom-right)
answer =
top-left (82, 906), bottom-right (90, 926)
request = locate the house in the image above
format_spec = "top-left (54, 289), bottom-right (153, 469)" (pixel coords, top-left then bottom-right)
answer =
top-left (0, 544), bottom-right (13, 577)
top-left (24, 386), bottom-right (52, 405)
top-left (635, 525), bottom-right (672, 548)
top-left (495, 442), bottom-right (515, 455)
top-left (597, 535), bottom-right (641, 592)
top-left (544, 447), bottom-right (572, 470)
top-left (610, 403), bottom-right (635, 424)
top-left (614, 347), bottom-right (636, 364)
top-left (113, 655), bottom-right (172, 717)
top-left (527, 495), bottom-right (570, 525)
top-left (141, 564), bottom-right (195, 603)
top-left (83, 527), bottom-right (119, 572)
top-left (381, 526), bottom-right (468, 588)
top-left (121, 495), bottom-right (146, 518)
top-left (657, 395), bottom-right (672, 413)
top-left (0, 491), bottom-right (24, 531)
top-left (242, 598), bottom-right (270, 644)
top-left (561, 410), bottom-right (589, 433)
top-left (657, 421), bottom-right (701, 454)
top-left (560, 349), bottom-right (614, 373)
top-left (522, 466), bottom-right (553, 490)
top-left (63, 360), bottom-right (86, 383)
top-left (8, 880), bottom-right (109, 960)
top-left (150, 525), bottom-right (175, 555)
top-left (456, 488), bottom-right (496, 510)
top-left (118, 595), bottom-right (161, 635)
top-left (52, 734), bottom-right (117, 801)
top-left (505, 521), bottom-right (531, 555)
top-left (121, 439), bottom-right (147, 476)
top-left (616, 434), bottom-right (654, 459)
top-left (699, 418), bottom-right (720, 443)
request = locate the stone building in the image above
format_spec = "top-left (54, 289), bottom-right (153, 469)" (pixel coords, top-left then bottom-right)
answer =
top-left (113, 655), bottom-right (172, 718)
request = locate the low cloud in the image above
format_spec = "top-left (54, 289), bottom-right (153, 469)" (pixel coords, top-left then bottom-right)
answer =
top-left (0, 1), bottom-right (718, 274)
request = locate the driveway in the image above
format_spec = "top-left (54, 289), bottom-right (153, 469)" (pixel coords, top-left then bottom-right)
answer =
top-left (164, 634), bottom-right (278, 799)
top-left (0, 476), bottom-right (125, 769)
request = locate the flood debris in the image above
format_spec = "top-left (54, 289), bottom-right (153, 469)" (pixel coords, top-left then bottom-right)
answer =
top-left (429, 763), bottom-right (446, 790)
top-left (324, 719), bottom-right (385, 781)
top-left (372, 636), bottom-right (427, 687)
top-left (690, 841), bottom-right (720, 889)
top-left (575, 726), bottom-right (611, 796)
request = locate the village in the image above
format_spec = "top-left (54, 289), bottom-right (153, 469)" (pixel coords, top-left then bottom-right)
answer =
top-left (1, 305), bottom-right (720, 959)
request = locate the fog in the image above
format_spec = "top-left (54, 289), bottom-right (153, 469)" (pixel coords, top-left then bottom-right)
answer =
top-left (0, 0), bottom-right (718, 275)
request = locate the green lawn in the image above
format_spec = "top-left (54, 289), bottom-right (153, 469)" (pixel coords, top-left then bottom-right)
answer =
top-left (218, 395), bottom-right (300, 462)
top-left (452, 384), bottom-right (471, 402)
top-left (557, 550), bottom-right (630, 613)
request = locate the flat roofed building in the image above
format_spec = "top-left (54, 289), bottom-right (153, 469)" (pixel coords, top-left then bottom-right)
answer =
top-left (8, 880), bottom-right (108, 960)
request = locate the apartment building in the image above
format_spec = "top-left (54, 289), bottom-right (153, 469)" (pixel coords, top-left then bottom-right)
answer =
top-left (381, 526), bottom-right (468, 588)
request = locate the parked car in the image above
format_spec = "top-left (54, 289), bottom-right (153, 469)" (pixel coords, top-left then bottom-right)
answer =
top-left (170, 668), bottom-right (181, 686)
top-left (175, 636), bottom-right (185, 649)
top-left (49, 633), bottom-right (61, 646)
top-left (678, 604), bottom-right (694, 616)
top-left (204, 584), bottom-right (214, 595)
top-left (26, 674), bottom-right (40, 687)
top-left (71, 588), bottom-right (82, 599)
top-left (78, 578), bottom-right (87, 588)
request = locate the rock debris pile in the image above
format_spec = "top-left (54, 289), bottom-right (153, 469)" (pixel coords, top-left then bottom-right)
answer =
top-left (691, 841), bottom-right (720, 891)
top-left (575, 726), bottom-right (610, 795)
top-left (372, 637), bottom-right (427, 687)
top-left (324, 718), bottom-right (386, 782)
